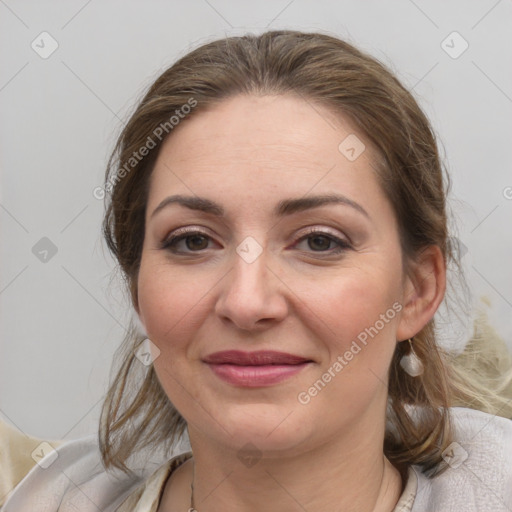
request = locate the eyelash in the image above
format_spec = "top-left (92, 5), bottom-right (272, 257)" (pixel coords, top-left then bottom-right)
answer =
top-left (160, 227), bottom-right (352, 256)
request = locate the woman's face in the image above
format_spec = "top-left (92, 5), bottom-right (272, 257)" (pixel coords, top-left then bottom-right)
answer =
top-left (137, 94), bottom-right (413, 455)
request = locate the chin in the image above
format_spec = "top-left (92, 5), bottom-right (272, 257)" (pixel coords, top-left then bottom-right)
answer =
top-left (203, 403), bottom-right (314, 455)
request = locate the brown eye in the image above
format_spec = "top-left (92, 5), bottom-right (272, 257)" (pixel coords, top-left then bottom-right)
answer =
top-left (161, 231), bottom-right (214, 253)
top-left (307, 234), bottom-right (333, 251)
top-left (185, 234), bottom-right (209, 251)
top-left (294, 230), bottom-right (352, 256)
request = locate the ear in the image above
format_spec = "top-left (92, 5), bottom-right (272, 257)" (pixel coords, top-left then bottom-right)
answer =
top-left (396, 245), bottom-right (446, 341)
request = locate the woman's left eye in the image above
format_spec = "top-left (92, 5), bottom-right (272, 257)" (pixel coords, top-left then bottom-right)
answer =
top-left (294, 230), bottom-right (352, 255)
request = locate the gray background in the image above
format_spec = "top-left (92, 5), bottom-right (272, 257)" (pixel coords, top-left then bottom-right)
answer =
top-left (1, 0), bottom-right (511, 441)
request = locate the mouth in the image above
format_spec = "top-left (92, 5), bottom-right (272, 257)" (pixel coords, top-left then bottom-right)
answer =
top-left (203, 350), bottom-right (313, 365)
top-left (202, 350), bottom-right (314, 387)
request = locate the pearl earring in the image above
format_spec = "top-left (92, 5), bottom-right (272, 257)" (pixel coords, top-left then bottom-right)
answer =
top-left (399, 337), bottom-right (424, 377)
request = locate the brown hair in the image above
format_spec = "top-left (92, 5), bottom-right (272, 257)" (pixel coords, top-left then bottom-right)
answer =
top-left (99, 29), bottom-right (512, 477)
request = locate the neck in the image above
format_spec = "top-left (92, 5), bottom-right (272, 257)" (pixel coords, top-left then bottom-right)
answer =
top-left (186, 422), bottom-right (403, 512)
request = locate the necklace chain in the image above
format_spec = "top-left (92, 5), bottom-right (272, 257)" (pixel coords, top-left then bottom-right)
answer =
top-left (187, 457), bottom-right (397, 511)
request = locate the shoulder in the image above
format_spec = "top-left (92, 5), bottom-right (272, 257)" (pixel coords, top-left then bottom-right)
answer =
top-left (411, 407), bottom-right (512, 512)
top-left (0, 419), bottom-right (65, 507)
top-left (116, 451), bottom-right (193, 511)
top-left (0, 419), bottom-right (184, 512)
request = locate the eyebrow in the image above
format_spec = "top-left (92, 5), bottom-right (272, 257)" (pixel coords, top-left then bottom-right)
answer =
top-left (150, 193), bottom-right (370, 220)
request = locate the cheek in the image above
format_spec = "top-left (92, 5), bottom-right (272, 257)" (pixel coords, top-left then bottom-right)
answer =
top-left (137, 259), bottom-right (211, 350)
top-left (298, 264), bottom-right (402, 364)
top-left (295, 271), bottom-right (402, 417)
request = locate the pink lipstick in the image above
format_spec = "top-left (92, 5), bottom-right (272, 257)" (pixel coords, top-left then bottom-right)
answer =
top-left (203, 350), bottom-right (313, 387)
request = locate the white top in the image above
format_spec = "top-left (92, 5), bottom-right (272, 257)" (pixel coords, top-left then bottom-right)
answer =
top-left (1, 407), bottom-right (511, 511)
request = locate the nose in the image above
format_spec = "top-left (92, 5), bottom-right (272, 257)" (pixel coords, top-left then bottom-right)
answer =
top-left (214, 247), bottom-right (289, 331)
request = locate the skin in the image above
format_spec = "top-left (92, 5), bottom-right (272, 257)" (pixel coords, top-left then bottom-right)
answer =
top-left (135, 94), bottom-right (446, 512)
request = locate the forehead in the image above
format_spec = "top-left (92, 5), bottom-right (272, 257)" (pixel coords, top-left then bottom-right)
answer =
top-left (147, 94), bottom-right (388, 219)
top-left (155, 94), bottom-right (371, 166)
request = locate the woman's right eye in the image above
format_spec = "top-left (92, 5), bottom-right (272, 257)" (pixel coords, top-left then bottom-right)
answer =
top-left (161, 230), bottom-right (214, 254)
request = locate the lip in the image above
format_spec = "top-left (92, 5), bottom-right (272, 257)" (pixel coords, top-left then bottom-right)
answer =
top-left (203, 350), bottom-right (312, 365)
top-left (203, 350), bottom-right (313, 387)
